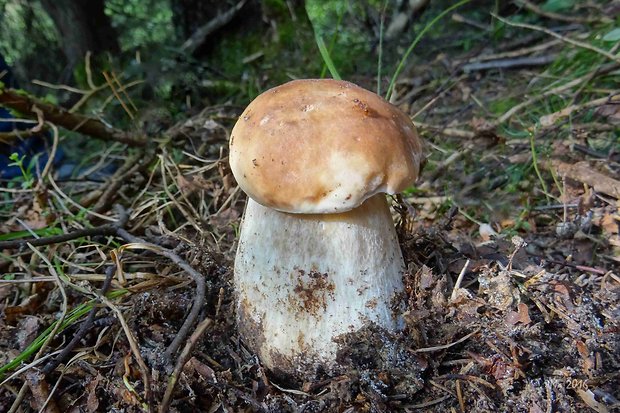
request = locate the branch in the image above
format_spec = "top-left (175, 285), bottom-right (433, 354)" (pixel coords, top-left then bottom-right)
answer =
top-left (493, 62), bottom-right (620, 126)
top-left (514, 0), bottom-right (605, 24)
top-left (492, 14), bottom-right (620, 64)
top-left (41, 265), bottom-right (116, 375)
top-left (181, 0), bottom-right (247, 54)
top-left (0, 87), bottom-right (146, 147)
top-left (462, 55), bottom-right (557, 72)
top-left (0, 208), bottom-right (129, 250)
top-left (115, 227), bottom-right (208, 361)
top-left (159, 318), bottom-right (213, 413)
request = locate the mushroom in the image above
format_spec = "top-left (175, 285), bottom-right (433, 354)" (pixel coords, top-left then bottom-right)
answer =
top-left (229, 79), bottom-right (424, 379)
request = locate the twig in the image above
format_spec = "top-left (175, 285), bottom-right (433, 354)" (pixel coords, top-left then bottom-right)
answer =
top-left (464, 39), bottom-right (561, 63)
top-left (451, 259), bottom-right (471, 301)
top-left (456, 379), bottom-right (465, 413)
top-left (31, 80), bottom-right (89, 94)
top-left (452, 12), bottom-right (488, 31)
top-left (462, 55), bottom-right (557, 72)
top-left (539, 95), bottom-right (611, 127)
top-left (181, 0), bottom-right (247, 54)
top-left (0, 208), bottom-right (129, 250)
top-left (493, 62), bottom-right (619, 125)
top-left (92, 150), bottom-right (152, 213)
top-left (514, 0), bottom-right (604, 24)
top-left (41, 266), bottom-right (116, 375)
top-left (528, 252), bottom-right (608, 275)
top-left (111, 71), bottom-right (138, 113)
top-left (37, 123), bottom-right (59, 186)
top-left (159, 318), bottom-right (213, 413)
top-left (102, 71), bottom-right (134, 119)
top-left (404, 395), bottom-right (451, 409)
top-left (0, 351), bottom-right (62, 387)
top-left (492, 14), bottom-right (620, 64)
top-left (8, 244), bottom-right (69, 413)
top-left (434, 373), bottom-right (497, 390)
top-left (47, 174), bottom-right (117, 222)
top-left (100, 295), bottom-right (153, 412)
top-left (414, 329), bottom-right (480, 353)
top-left (0, 87), bottom-right (146, 146)
top-left (0, 127), bottom-right (47, 143)
top-left (414, 122), bottom-right (475, 138)
top-left (115, 227), bottom-right (208, 361)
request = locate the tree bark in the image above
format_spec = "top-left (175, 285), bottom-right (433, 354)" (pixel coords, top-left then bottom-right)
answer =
top-left (39, 0), bottom-right (120, 67)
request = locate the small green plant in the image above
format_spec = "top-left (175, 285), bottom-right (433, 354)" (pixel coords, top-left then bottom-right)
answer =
top-left (8, 152), bottom-right (35, 189)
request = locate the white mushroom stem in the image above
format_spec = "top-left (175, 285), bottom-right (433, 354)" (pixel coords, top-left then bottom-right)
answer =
top-left (235, 194), bottom-right (406, 378)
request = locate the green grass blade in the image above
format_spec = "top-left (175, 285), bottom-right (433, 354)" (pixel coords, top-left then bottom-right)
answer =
top-left (314, 31), bottom-right (342, 80)
top-left (0, 289), bottom-right (127, 380)
top-left (385, 0), bottom-right (471, 101)
top-left (320, 9), bottom-right (345, 79)
top-left (377, 0), bottom-right (388, 95)
top-left (0, 302), bottom-right (92, 379)
top-left (0, 227), bottom-right (63, 241)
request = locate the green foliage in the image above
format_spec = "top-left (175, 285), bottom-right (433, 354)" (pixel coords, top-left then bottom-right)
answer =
top-left (105, 0), bottom-right (176, 50)
top-left (0, 227), bottom-right (63, 241)
top-left (603, 28), bottom-right (620, 42)
top-left (0, 0), bottom-right (59, 64)
top-left (385, 0), bottom-right (472, 100)
top-left (306, 0), bottom-right (374, 78)
top-left (540, 0), bottom-right (577, 12)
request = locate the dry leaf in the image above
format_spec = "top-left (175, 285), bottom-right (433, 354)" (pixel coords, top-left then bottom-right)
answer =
top-left (85, 374), bottom-right (103, 413)
top-left (551, 160), bottom-right (620, 199)
top-left (600, 213), bottom-right (619, 235)
top-left (479, 223), bottom-right (498, 241)
top-left (596, 103), bottom-right (620, 123)
top-left (576, 389), bottom-right (610, 413)
top-left (505, 303), bottom-right (531, 326)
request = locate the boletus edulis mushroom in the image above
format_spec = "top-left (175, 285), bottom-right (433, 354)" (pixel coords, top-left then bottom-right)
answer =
top-left (229, 79), bottom-right (424, 379)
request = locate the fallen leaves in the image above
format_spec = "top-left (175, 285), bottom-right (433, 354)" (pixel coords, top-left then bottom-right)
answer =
top-left (505, 303), bottom-right (532, 326)
top-left (551, 160), bottom-right (620, 199)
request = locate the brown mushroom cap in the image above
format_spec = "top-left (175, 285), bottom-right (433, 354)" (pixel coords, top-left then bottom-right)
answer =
top-left (229, 79), bottom-right (424, 213)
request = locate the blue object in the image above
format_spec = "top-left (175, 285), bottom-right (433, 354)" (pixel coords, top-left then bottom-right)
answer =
top-left (0, 54), bottom-right (64, 180)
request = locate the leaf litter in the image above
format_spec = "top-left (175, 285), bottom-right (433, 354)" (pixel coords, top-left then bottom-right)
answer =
top-left (1, 6), bottom-right (620, 413)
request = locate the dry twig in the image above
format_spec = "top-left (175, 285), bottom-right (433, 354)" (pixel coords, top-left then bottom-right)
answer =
top-left (115, 226), bottom-right (209, 362)
top-left (514, 0), bottom-right (603, 24)
top-left (41, 265), bottom-right (116, 375)
top-left (0, 207), bottom-right (129, 250)
top-left (100, 295), bottom-right (153, 412)
top-left (159, 317), bottom-right (213, 413)
top-left (0, 87), bottom-right (146, 146)
top-left (492, 14), bottom-right (620, 64)
top-left (181, 0), bottom-right (247, 54)
top-left (494, 62), bottom-right (619, 125)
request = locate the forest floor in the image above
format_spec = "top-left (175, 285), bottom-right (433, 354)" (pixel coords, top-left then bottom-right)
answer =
top-left (1, 3), bottom-right (619, 413)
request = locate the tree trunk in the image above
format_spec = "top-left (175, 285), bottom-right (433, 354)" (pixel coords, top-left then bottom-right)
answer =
top-left (39, 0), bottom-right (120, 68)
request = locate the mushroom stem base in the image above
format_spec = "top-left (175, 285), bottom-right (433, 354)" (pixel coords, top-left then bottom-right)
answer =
top-left (235, 195), bottom-right (406, 379)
